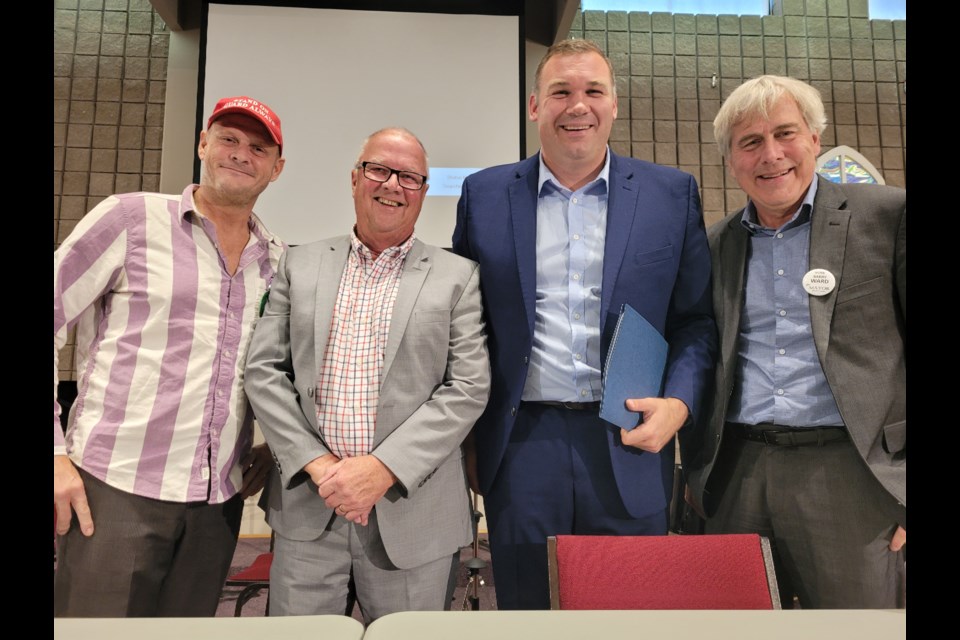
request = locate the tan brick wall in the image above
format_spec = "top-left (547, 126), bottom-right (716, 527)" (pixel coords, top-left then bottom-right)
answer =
top-left (568, 0), bottom-right (906, 224)
top-left (54, 0), bottom-right (170, 381)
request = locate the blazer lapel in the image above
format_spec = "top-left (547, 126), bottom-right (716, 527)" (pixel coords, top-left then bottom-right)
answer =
top-left (313, 237), bottom-right (350, 370)
top-left (509, 157), bottom-right (540, 338)
top-left (600, 153), bottom-right (639, 330)
top-left (381, 240), bottom-right (430, 384)
top-left (718, 214), bottom-right (749, 378)
top-left (807, 178), bottom-right (850, 364)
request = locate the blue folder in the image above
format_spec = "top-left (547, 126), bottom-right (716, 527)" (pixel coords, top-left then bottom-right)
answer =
top-left (599, 303), bottom-right (668, 430)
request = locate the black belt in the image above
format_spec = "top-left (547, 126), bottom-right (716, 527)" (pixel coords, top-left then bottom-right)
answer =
top-left (526, 400), bottom-right (601, 411)
top-left (726, 422), bottom-right (849, 447)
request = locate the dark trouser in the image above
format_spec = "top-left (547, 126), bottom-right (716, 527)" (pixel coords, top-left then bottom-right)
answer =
top-left (705, 428), bottom-right (905, 609)
top-left (484, 403), bottom-right (668, 610)
top-left (54, 468), bottom-right (243, 617)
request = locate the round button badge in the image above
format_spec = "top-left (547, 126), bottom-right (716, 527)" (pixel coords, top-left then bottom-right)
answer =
top-left (802, 268), bottom-right (836, 296)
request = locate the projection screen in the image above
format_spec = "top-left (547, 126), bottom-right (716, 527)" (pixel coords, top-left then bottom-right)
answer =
top-left (199, 1), bottom-right (524, 247)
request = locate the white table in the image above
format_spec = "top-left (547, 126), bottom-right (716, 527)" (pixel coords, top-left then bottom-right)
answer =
top-left (363, 609), bottom-right (906, 640)
top-left (54, 615), bottom-right (364, 640)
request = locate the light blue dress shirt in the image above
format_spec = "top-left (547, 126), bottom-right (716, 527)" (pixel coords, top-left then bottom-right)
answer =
top-left (521, 151), bottom-right (611, 403)
top-left (726, 178), bottom-right (844, 428)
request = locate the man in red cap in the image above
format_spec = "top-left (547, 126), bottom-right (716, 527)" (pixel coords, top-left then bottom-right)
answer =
top-left (54, 96), bottom-right (286, 617)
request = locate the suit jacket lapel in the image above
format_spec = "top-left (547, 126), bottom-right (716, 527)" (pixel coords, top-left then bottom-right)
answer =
top-left (718, 214), bottom-right (749, 381)
top-left (382, 240), bottom-right (430, 384)
top-left (601, 152), bottom-right (638, 330)
top-left (313, 237), bottom-right (350, 371)
top-left (807, 177), bottom-right (850, 364)
top-left (509, 156), bottom-right (540, 337)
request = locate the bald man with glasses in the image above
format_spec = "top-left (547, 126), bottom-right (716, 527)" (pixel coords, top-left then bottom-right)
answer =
top-left (244, 127), bottom-right (490, 623)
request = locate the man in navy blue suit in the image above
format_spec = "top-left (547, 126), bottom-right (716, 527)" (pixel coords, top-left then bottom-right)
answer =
top-left (453, 39), bottom-right (717, 609)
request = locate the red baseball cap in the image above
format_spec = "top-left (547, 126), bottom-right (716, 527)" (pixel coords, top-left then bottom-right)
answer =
top-left (207, 96), bottom-right (284, 155)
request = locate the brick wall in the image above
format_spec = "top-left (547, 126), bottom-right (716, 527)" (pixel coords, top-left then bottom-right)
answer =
top-left (54, 0), bottom-right (170, 380)
top-left (568, 0), bottom-right (906, 226)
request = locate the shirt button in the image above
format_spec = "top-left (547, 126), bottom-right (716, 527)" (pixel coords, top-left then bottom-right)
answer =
top-left (580, 389), bottom-right (589, 397)
top-left (574, 313), bottom-right (581, 320)
top-left (572, 197), bottom-right (578, 204)
top-left (776, 269), bottom-right (784, 276)
top-left (572, 234), bottom-right (581, 241)
top-left (575, 353), bottom-right (582, 360)
top-left (572, 273), bottom-right (580, 281)
top-left (779, 309), bottom-right (786, 317)
top-left (777, 389), bottom-right (785, 395)
top-left (776, 232), bottom-right (784, 239)
top-left (778, 348), bottom-right (786, 355)
top-left (216, 389), bottom-right (224, 397)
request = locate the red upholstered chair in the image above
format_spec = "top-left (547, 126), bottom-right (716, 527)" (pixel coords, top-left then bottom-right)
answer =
top-left (547, 533), bottom-right (781, 610)
top-left (223, 535), bottom-right (274, 616)
top-left (222, 533), bottom-right (359, 616)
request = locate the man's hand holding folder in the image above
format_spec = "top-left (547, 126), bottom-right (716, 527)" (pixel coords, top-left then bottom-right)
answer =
top-left (620, 397), bottom-right (689, 453)
top-left (599, 303), bottom-right (691, 453)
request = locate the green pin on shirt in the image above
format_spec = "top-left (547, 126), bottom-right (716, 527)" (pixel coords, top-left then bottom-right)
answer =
top-left (259, 288), bottom-right (270, 317)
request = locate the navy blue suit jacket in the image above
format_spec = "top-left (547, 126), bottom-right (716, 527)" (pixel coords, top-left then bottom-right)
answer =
top-left (453, 151), bottom-right (717, 518)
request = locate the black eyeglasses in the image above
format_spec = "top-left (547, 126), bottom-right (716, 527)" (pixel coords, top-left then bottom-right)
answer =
top-left (357, 161), bottom-right (427, 191)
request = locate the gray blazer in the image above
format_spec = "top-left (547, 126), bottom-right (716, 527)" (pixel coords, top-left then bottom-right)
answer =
top-left (244, 236), bottom-right (490, 569)
top-left (686, 177), bottom-right (906, 523)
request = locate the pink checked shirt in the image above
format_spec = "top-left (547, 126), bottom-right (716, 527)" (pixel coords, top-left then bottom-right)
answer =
top-left (316, 232), bottom-right (415, 458)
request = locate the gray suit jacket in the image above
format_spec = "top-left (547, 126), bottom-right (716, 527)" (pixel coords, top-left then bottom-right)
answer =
top-left (244, 236), bottom-right (490, 569)
top-left (686, 177), bottom-right (906, 523)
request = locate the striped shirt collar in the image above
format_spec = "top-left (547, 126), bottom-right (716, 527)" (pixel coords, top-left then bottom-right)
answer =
top-left (179, 184), bottom-right (284, 249)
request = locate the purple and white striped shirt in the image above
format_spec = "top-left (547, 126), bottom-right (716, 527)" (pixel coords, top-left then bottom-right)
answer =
top-left (54, 185), bottom-right (284, 504)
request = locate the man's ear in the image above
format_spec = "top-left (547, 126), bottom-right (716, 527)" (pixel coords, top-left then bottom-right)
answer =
top-left (528, 92), bottom-right (539, 122)
top-left (269, 156), bottom-right (286, 183)
top-left (197, 130), bottom-right (208, 160)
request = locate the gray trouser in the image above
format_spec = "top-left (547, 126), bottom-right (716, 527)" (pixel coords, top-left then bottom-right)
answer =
top-left (706, 436), bottom-right (905, 609)
top-left (270, 508), bottom-right (458, 624)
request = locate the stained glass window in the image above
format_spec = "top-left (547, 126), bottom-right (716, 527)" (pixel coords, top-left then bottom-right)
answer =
top-left (816, 146), bottom-right (885, 185)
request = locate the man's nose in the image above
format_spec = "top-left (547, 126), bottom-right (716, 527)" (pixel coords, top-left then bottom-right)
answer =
top-left (231, 145), bottom-right (252, 163)
top-left (566, 94), bottom-right (588, 116)
top-left (759, 138), bottom-right (784, 163)
top-left (383, 171), bottom-right (402, 189)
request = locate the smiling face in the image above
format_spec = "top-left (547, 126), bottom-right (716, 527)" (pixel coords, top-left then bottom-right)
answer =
top-left (197, 113), bottom-right (284, 207)
top-left (530, 51), bottom-right (617, 189)
top-left (726, 96), bottom-right (821, 228)
top-left (351, 130), bottom-right (429, 254)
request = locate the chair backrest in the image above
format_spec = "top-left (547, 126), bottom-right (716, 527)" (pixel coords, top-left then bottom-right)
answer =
top-left (547, 533), bottom-right (780, 610)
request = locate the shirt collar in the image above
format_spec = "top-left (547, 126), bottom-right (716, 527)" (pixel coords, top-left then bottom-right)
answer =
top-left (537, 147), bottom-right (611, 197)
top-left (740, 174), bottom-right (819, 235)
top-left (350, 227), bottom-right (416, 262)
top-left (180, 184), bottom-right (284, 249)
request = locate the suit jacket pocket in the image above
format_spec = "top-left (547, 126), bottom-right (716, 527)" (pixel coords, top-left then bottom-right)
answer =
top-left (882, 419), bottom-right (906, 455)
top-left (633, 244), bottom-right (674, 266)
top-left (835, 275), bottom-right (884, 305)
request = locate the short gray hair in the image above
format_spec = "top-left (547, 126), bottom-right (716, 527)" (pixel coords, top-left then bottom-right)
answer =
top-left (713, 75), bottom-right (827, 158)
